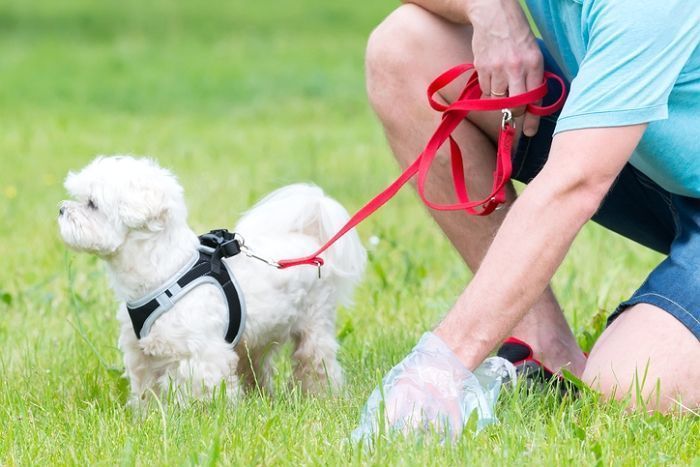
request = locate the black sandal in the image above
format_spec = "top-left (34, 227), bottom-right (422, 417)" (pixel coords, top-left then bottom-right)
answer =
top-left (497, 337), bottom-right (577, 396)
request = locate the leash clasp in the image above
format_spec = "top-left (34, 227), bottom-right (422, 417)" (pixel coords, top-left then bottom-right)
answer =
top-left (501, 108), bottom-right (515, 130)
top-left (235, 234), bottom-right (282, 269)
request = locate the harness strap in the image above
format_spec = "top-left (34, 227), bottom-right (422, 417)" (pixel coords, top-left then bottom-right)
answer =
top-left (277, 65), bottom-right (567, 269)
top-left (126, 229), bottom-right (246, 345)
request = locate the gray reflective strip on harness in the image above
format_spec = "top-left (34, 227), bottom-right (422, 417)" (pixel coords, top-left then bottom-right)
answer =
top-left (126, 251), bottom-right (200, 310)
top-left (126, 246), bottom-right (246, 346)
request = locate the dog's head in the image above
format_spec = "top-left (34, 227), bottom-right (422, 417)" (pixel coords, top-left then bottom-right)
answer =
top-left (58, 155), bottom-right (187, 257)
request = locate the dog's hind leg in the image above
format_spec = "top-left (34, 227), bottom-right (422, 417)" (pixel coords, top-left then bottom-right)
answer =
top-left (291, 313), bottom-right (344, 395)
top-left (237, 342), bottom-right (278, 395)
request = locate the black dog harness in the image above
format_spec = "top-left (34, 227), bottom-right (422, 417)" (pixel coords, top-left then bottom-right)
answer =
top-left (126, 229), bottom-right (246, 345)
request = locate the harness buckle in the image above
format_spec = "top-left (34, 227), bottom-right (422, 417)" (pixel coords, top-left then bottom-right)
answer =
top-left (221, 239), bottom-right (241, 257)
top-left (201, 229), bottom-right (242, 258)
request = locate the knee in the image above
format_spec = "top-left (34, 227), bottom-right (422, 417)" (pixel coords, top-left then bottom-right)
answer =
top-left (582, 356), bottom-right (663, 412)
top-left (581, 305), bottom-right (700, 412)
top-left (581, 356), bottom-right (629, 404)
top-left (365, 4), bottom-right (435, 112)
top-left (582, 348), bottom-right (698, 413)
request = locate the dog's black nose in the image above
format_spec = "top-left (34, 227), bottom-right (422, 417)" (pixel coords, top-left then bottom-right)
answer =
top-left (59, 206), bottom-right (65, 216)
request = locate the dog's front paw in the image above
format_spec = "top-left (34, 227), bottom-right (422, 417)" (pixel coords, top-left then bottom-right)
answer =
top-left (125, 391), bottom-right (152, 417)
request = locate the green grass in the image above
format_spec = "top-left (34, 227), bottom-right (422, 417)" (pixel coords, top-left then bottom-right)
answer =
top-left (0, 1), bottom-right (698, 465)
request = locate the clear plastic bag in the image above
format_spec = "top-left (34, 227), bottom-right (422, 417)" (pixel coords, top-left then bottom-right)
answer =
top-left (352, 332), bottom-right (516, 443)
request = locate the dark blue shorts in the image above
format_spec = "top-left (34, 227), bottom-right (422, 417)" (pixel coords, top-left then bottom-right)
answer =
top-left (512, 44), bottom-right (700, 340)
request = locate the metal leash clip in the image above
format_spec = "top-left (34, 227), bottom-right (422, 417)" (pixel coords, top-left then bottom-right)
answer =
top-left (491, 196), bottom-right (506, 211)
top-left (234, 234), bottom-right (281, 269)
top-left (501, 108), bottom-right (515, 130)
top-left (234, 233), bottom-right (323, 279)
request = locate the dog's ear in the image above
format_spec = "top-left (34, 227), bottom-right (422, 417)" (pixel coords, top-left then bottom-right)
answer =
top-left (107, 157), bottom-right (185, 232)
top-left (119, 183), bottom-right (172, 232)
top-left (119, 166), bottom-right (186, 232)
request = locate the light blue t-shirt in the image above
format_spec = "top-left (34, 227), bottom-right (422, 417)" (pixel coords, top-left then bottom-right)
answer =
top-left (525, 0), bottom-right (700, 197)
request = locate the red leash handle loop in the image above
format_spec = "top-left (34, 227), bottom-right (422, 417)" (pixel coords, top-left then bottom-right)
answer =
top-left (527, 73), bottom-right (567, 116)
top-left (427, 63), bottom-right (476, 112)
top-left (277, 65), bottom-right (567, 269)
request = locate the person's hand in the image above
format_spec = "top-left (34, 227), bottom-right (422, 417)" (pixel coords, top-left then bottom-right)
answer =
top-left (352, 332), bottom-right (516, 442)
top-left (467, 0), bottom-right (544, 136)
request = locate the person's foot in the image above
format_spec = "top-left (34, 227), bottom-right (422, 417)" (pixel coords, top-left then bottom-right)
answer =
top-left (497, 337), bottom-right (584, 395)
top-left (511, 331), bottom-right (587, 376)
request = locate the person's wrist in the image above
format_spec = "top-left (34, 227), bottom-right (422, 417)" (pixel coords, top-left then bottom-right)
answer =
top-left (433, 321), bottom-right (486, 371)
top-left (464, 0), bottom-right (490, 28)
top-left (465, 0), bottom-right (520, 28)
top-left (414, 332), bottom-right (474, 381)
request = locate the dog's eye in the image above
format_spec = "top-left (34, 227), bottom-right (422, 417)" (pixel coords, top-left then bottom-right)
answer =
top-left (87, 199), bottom-right (97, 210)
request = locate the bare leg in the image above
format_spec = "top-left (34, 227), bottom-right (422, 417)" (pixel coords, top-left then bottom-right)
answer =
top-left (366, 4), bottom-right (585, 374)
top-left (583, 304), bottom-right (700, 411)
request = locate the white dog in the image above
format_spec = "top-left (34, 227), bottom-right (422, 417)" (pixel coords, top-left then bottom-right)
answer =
top-left (58, 155), bottom-right (366, 405)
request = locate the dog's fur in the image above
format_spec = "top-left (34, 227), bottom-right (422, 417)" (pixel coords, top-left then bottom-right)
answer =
top-left (58, 155), bottom-right (366, 405)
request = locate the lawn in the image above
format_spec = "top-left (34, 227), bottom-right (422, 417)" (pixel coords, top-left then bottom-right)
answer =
top-left (0, 0), bottom-right (697, 465)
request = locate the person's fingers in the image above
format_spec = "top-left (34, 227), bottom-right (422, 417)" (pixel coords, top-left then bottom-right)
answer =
top-left (477, 70), bottom-right (492, 98)
top-left (523, 53), bottom-right (544, 136)
top-left (507, 74), bottom-right (527, 118)
top-left (523, 104), bottom-right (541, 137)
top-left (489, 72), bottom-right (509, 98)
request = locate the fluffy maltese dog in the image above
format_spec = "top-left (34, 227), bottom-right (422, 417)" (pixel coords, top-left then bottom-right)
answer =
top-left (58, 155), bottom-right (366, 406)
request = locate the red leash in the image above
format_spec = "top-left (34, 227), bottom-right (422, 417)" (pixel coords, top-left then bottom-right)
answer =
top-left (277, 64), bottom-right (567, 269)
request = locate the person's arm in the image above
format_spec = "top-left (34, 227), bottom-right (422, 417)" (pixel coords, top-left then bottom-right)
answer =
top-left (402, 0), bottom-right (522, 26)
top-left (355, 126), bottom-right (647, 439)
top-left (435, 124), bottom-right (647, 369)
top-left (400, 0), bottom-right (471, 23)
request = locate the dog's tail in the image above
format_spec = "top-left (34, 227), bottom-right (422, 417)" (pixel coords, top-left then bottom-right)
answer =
top-left (236, 184), bottom-right (366, 304)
